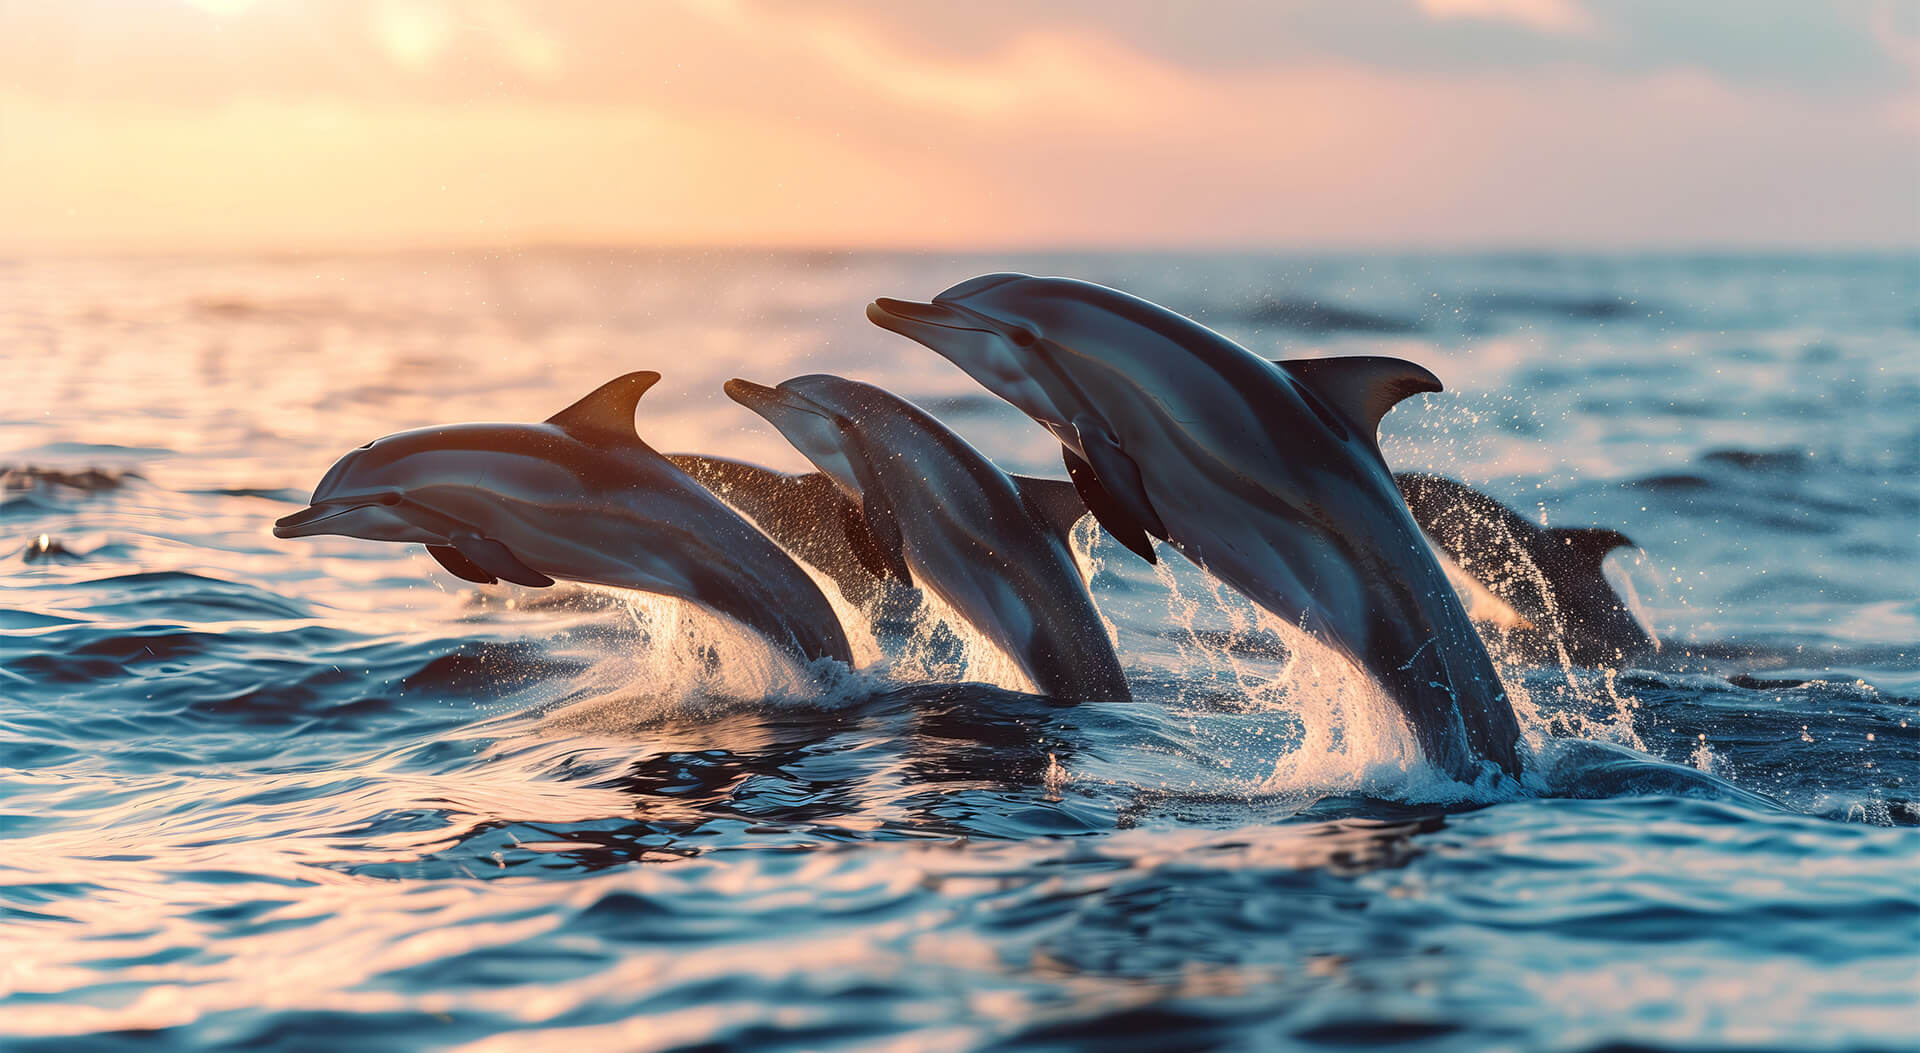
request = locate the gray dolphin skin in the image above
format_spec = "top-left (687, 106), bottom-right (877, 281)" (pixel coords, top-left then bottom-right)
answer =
top-left (273, 372), bottom-right (854, 667)
top-left (868, 274), bottom-right (1524, 780)
top-left (722, 373), bottom-right (1131, 702)
top-left (665, 453), bottom-right (902, 609)
top-left (666, 454), bottom-right (1088, 612)
top-left (1395, 472), bottom-right (1654, 667)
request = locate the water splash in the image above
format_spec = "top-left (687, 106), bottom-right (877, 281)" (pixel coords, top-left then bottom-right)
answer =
top-left (1124, 549), bottom-right (1467, 804)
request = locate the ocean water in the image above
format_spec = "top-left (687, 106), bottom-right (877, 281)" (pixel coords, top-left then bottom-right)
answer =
top-left (1, 249), bottom-right (1915, 1051)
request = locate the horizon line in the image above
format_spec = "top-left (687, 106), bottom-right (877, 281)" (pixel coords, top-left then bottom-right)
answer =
top-left (6, 237), bottom-right (1916, 263)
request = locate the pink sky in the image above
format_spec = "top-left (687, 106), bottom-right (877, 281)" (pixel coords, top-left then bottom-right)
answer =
top-left (1, 0), bottom-right (1914, 252)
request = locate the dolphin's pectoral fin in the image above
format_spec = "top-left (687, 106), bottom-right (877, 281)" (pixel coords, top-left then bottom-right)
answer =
top-left (857, 492), bottom-right (914, 586)
top-left (1071, 415), bottom-right (1167, 539)
top-left (1279, 356), bottom-right (1442, 444)
top-left (426, 544), bottom-right (499, 585)
top-left (1062, 446), bottom-right (1157, 565)
top-left (448, 532), bottom-right (555, 588)
top-left (1011, 475), bottom-right (1088, 543)
top-left (546, 371), bottom-right (661, 444)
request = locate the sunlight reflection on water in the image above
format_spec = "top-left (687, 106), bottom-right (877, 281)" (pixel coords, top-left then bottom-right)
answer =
top-left (1, 250), bottom-right (1915, 1049)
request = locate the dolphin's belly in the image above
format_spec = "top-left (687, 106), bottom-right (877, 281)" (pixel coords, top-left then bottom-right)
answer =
top-left (1125, 435), bottom-right (1520, 774)
top-left (481, 490), bottom-right (852, 666)
top-left (893, 483), bottom-right (1124, 699)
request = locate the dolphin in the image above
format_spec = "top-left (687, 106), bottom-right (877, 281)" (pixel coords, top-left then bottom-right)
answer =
top-left (721, 373), bottom-right (1131, 702)
top-left (674, 449), bottom-right (1658, 671)
top-left (1394, 472), bottom-right (1655, 667)
top-left (666, 454), bottom-right (1088, 612)
top-left (868, 274), bottom-right (1524, 781)
top-left (273, 372), bottom-right (854, 667)
top-left (665, 453), bottom-right (899, 609)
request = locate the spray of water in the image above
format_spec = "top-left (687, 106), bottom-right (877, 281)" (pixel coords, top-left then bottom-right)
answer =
top-left (1408, 476), bottom-right (1651, 749)
top-left (529, 544), bottom-right (1050, 746)
top-left (882, 583), bottom-right (1037, 694)
top-left (1070, 515), bottom-right (1126, 652)
top-left (1119, 547), bottom-right (1473, 805)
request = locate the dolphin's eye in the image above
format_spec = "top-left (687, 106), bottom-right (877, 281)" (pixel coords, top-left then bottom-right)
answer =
top-left (1009, 328), bottom-right (1037, 348)
top-left (376, 491), bottom-right (403, 506)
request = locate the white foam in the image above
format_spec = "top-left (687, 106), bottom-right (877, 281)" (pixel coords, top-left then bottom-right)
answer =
top-left (1124, 552), bottom-right (1523, 807)
top-left (881, 582), bottom-right (1037, 695)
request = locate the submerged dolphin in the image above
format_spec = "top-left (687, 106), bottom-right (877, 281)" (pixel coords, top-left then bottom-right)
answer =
top-left (1395, 472), bottom-right (1655, 667)
top-left (666, 453), bottom-right (897, 608)
top-left (868, 274), bottom-right (1524, 780)
top-left (273, 372), bottom-right (853, 667)
top-left (722, 374), bottom-right (1131, 702)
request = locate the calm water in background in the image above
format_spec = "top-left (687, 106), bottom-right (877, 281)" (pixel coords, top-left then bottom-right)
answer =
top-left (1, 250), bottom-right (1915, 1051)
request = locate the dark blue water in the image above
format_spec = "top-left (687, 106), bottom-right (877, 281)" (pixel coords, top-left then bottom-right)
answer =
top-left (3, 251), bottom-right (1915, 1050)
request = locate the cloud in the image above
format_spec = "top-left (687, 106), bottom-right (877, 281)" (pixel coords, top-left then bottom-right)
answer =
top-left (677, 0), bottom-right (1186, 126)
top-left (1870, 0), bottom-right (1920, 71)
top-left (1415, 0), bottom-right (1598, 36)
top-left (0, 0), bottom-right (1912, 251)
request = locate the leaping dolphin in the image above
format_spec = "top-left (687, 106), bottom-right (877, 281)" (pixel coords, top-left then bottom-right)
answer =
top-left (1395, 472), bottom-right (1655, 667)
top-left (868, 274), bottom-right (1525, 781)
top-left (667, 455), bottom-right (1654, 670)
top-left (722, 374), bottom-right (1131, 702)
top-left (666, 454), bottom-right (1088, 615)
top-left (273, 372), bottom-right (854, 668)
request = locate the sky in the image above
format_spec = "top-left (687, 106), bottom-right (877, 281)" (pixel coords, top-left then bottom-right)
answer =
top-left (0, 0), bottom-right (1914, 252)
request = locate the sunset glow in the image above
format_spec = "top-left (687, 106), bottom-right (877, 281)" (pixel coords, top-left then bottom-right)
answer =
top-left (2, 0), bottom-right (1914, 251)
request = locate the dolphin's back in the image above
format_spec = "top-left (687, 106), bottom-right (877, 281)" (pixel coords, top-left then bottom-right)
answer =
top-left (1396, 472), bottom-right (1653, 666)
top-left (667, 454), bottom-right (894, 608)
top-left (1397, 472), bottom-right (1558, 615)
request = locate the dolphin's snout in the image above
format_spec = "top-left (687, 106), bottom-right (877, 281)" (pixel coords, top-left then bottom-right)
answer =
top-left (723, 378), bottom-right (784, 410)
top-left (273, 504), bottom-right (349, 538)
top-left (272, 492), bottom-right (404, 539)
top-left (866, 298), bottom-right (977, 335)
top-left (726, 377), bottom-right (840, 426)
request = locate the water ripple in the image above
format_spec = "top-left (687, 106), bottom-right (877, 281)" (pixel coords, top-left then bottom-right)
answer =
top-left (1, 251), bottom-right (1915, 1050)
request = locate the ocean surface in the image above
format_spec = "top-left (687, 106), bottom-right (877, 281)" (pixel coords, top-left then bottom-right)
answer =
top-left (2, 249), bottom-right (1915, 1051)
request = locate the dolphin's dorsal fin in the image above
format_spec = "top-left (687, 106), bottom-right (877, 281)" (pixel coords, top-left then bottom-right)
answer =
top-left (1279, 357), bottom-right (1442, 442)
top-left (1011, 475), bottom-right (1087, 543)
top-left (547, 371), bottom-right (661, 442)
top-left (1548, 527), bottom-right (1634, 573)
